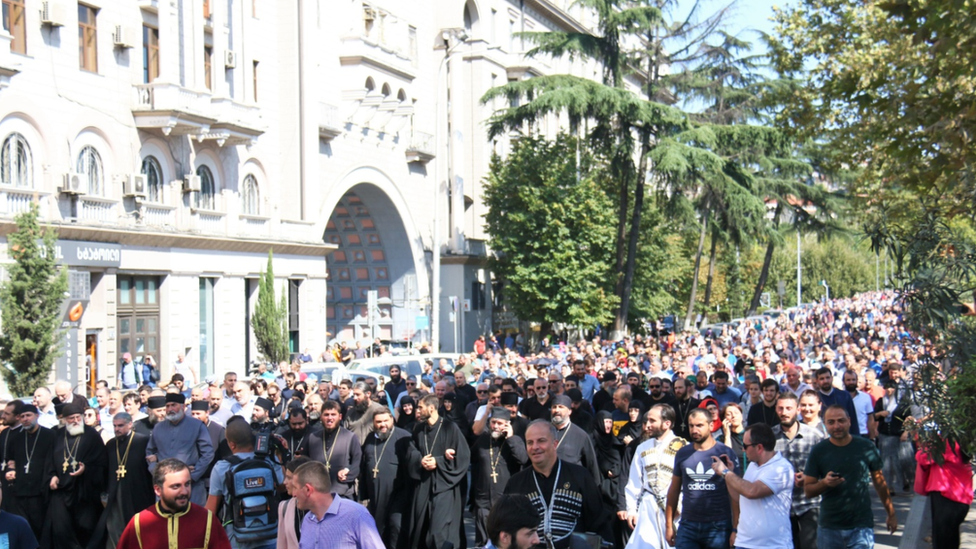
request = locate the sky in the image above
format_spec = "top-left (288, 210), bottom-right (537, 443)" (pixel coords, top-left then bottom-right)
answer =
top-left (723, 0), bottom-right (784, 42)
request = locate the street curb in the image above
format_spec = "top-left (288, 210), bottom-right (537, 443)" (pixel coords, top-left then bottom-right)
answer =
top-left (898, 494), bottom-right (929, 549)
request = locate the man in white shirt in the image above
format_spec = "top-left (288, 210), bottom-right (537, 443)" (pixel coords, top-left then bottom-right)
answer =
top-left (711, 422), bottom-right (795, 549)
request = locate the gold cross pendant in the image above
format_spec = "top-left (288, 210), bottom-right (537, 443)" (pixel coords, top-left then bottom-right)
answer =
top-left (62, 458), bottom-right (69, 473)
top-left (372, 467), bottom-right (379, 478)
top-left (117, 465), bottom-right (127, 480)
top-left (325, 462), bottom-right (331, 473)
top-left (490, 470), bottom-right (499, 483)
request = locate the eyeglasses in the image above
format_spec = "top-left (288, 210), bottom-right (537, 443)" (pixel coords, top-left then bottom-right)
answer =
top-left (476, 390), bottom-right (488, 394)
top-left (406, 381), bottom-right (416, 385)
top-left (648, 384), bottom-right (661, 389)
top-left (742, 443), bottom-right (759, 450)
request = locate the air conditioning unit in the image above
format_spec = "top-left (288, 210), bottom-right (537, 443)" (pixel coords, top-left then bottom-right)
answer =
top-left (113, 25), bottom-right (137, 49)
top-left (123, 174), bottom-right (148, 198)
top-left (62, 172), bottom-right (85, 195)
top-left (224, 50), bottom-right (237, 69)
top-left (183, 174), bottom-right (202, 193)
top-left (41, 1), bottom-right (68, 27)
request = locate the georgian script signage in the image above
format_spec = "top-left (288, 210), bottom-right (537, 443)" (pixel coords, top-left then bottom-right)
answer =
top-left (53, 240), bottom-right (122, 267)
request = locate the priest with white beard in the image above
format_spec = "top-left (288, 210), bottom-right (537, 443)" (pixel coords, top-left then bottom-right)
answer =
top-left (146, 393), bottom-right (215, 505)
top-left (624, 404), bottom-right (688, 549)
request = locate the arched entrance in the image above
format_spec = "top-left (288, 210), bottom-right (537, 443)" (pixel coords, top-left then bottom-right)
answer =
top-left (324, 184), bottom-right (425, 345)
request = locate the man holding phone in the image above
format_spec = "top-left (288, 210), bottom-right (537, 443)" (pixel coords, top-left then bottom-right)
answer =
top-left (803, 406), bottom-right (896, 547)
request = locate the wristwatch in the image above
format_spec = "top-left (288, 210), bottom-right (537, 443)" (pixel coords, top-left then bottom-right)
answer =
top-left (722, 469), bottom-right (732, 477)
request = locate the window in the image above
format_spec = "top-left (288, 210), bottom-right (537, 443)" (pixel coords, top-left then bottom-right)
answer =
top-left (78, 4), bottom-right (98, 73)
top-left (142, 25), bottom-right (159, 83)
top-left (252, 60), bottom-right (258, 102)
top-left (0, 132), bottom-right (31, 187)
top-left (117, 275), bottom-right (160, 374)
top-left (195, 165), bottom-right (215, 209)
top-left (288, 279), bottom-right (300, 352)
top-left (241, 174), bottom-right (259, 215)
top-left (199, 277), bottom-right (215, 377)
top-left (2, 0), bottom-right (26, 55)
top-left (140, 156), bottom-right (163, 202)
top-left (203, 45), bottom-right (213, 91)
top-left (76, 145), bottom-right (103, 195)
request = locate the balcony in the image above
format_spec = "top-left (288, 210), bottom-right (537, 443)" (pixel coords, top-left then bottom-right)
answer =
top-left (339, 36), bottom-right (417, 81)
top-left (318, 103), bottom-right (344, 141)
top-left (132, 82), bottom-right (216, 138)
top-left (139, 202), bottom-right (178, 228)
top-left (0, 186), bottom-right (47, 217)
top-left (78, 195), bottom-right (120, 225)
top-left (238, 214), bottom-right (271, 238)
top-left (405, 131), bottom-right (434, 164)
top-left (190, 208), bottom-right (226, 235)
top-left (207, 97), bottom-right (264, 146)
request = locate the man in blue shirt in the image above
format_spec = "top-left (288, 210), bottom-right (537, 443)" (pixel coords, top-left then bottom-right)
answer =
top-left (572, 360), bottom-right (600, 403)
top-left (711, 371), bottom-right (742, 408)
top-left (292, 461), bottom-right (384, 549)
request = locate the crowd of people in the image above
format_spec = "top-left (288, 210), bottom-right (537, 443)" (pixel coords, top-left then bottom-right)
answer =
top-left (0, 291), bottom-right (972, 549)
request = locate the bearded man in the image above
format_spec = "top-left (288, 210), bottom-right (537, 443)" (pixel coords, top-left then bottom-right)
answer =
top-left (296, 399), bottom-right (361, 499)
top-left (146, 393), bottom-right (215, 505)
top-left (42, 401), bottom-right (107, 549)
top-left (550, 395), bottom-right (601, 485)
top-left (133, 395), bottom-right (166, 436)
top-left (343, 381), bottom-right (387, 443)
top-left (470, 407), bottom-right (528, 546)
top-left (6, 404), bottom-right (56, 539)
top-left (360, 408), bottom-right (411, 549)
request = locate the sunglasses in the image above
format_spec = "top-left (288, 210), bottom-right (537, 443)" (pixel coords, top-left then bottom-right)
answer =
top-left (476, 390), bottom-right (488, 394)
top-left (742, 443), bottom-right (759, 450)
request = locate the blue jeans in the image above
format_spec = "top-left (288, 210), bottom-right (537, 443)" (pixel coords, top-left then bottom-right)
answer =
top-left (816, 527), bottom-right (873, 549)
top-left (676, 519), bottom-right (732, 549)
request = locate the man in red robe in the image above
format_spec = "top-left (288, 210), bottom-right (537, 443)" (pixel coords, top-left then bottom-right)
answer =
top-left (117, 458), bottom-right (230, 549)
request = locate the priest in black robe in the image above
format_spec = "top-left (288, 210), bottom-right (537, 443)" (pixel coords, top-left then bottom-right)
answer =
top-left (470, 407), bottom-right (528, 546)
top-left (405, 394), bottom-right (471, 549)
top-left (41, 401), bottom-right (108, 549)
top-left (360, 408), bottom-right (411, 549)
top-left (500, 392), bottom-right (528, 438)
top-left (133, 396), bottom-right (165, 436)
top-left (504, 420), bottom-right (612, 549)
top-left (295, 399), bottom-right (361, 498)
top-left (6, 404), bottom-right (56, 539)
top-left (0, 400), bottom-right (24, 514)
top-left (550, 396), bottom-right (601, 485)
top-left (88, 412), bottom-right (155, 549)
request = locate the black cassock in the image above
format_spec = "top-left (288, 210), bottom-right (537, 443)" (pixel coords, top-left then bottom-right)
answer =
top-left (404, 417), bottom-right (471, 549)
top-left (8, 425), bottom-right (57, 538)
top-left (297, 426), bottom-right (361, 499)
top-left (87, 431), bottom-right (156, 549)
top-left (41, 425), bottom-right (108, 549)
top-left (360, 427), bottom-right (411, 549)
top-left (0, 425), bottom-right (22, 514)
top-left (470, 432), bottom-right (528, 545)
top-left (554, 422), bottom-right (601, 486)
top-left (503, 460), bottom-right (612, 549)
top-left (132, 417), bottom-right (154, 437)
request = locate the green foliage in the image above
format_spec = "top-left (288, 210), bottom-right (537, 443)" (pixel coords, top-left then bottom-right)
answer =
top-left (626, 202), bottom-right (693, 330)
top-left (251, 251), bottom-right (289, 364)
top-left (768, 235), bottom-right (875, 306)
top-left (0, 204), bottom-right (68, 397)
top-left (484, 134), bottom-right (619, 327)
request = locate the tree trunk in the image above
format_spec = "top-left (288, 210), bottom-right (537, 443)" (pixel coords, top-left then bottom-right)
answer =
top-left (614, 132), bottom-right (651, 338)
top-left (610, 160), bottom-right (630, 340)
top-left (685, 210), bottom-right (709, 330)
top-left (703, 233), bottom-right (719, 310)
top-left (748, 239), bottom-right (776, 315)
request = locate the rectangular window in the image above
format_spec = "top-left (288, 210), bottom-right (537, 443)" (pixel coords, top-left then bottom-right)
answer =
top-left (199, 278), bottom-right (215, 377)
top-left (288, 280), bottom-right (300, 353)
top-left (2, 0), bottom-right (26, 55)
top-left (142, 25), bottom-right (159, 83)
top-left (204, 45), bottom-right (213, 91)
top-left (78, 4), bottom-right (98, 72)
top-left (252, 60), bottom-right (258, 102)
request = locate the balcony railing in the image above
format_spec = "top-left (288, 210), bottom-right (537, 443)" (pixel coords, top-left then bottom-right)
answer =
top-left (191, 208), bottom-right (226, 235)
top-left (239, 214), bottom-right (270, 238)
top-left (140, 202), bottom-right (177, 228)
top-left (0, 186), bottom-right (46, 217)
top-left (78, 195), bottom-right (119, 224)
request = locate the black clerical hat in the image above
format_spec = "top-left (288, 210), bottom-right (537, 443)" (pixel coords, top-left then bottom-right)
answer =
top-left (165, 393), bottom-right (186, 405)
top-left (62, 401), bottom-right (85, 418)
top-left (499, 392), bottom-right (519, 406)
top-left (20, 404), bottom-right (38, 415)
top-left (146, 396), bottom-right (167, 409)
top-left (190, 400), bottom-right (209, 412)
top-left (255, 397), bottom-right (273, 412)
top-left (551, 395), bottom-right (573, 409)
top-left (491, 406), bottom-right (511, 421)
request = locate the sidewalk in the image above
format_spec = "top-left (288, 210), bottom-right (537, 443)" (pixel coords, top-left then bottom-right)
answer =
top-left (872, 490), bottom-right (976, 549)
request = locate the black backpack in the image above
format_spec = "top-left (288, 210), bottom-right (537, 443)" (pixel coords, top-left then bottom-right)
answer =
top-left (222, 455), bottom-right (278, 542)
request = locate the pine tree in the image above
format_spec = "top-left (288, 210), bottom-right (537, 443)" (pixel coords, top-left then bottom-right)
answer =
top-left (251, 251), bottom-right (289, 364)
top-left (0, 204), bottom-right (68, 396)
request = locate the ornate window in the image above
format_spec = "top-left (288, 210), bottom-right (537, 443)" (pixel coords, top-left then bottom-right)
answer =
top-left (0, 133), bottom-right (32, 187)
top-left (140, 156), bottom-right (163, 202)
top-left (196, 165), bottom-right (215, 210)
top-left (76, 145), bottom-right (103, 195)
top-left (241, 174), bottom-right (259, 215)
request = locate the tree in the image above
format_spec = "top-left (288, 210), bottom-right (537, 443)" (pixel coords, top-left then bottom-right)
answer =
top-left (483, 0), bottom-right (733, 338)
top-left (251, 251), bottom-right (289, 364)
top-left (483, 134), bottom-right (618, 333)
top-left (0, 204), bottom-right (68, 396)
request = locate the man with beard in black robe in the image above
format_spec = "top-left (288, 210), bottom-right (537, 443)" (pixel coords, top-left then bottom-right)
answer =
top-left (360, 408), bottom-right (410, 549)
top-left (405, 394), bottom-right (471, 549)
top-left (88, 412), bottom-right (155, 549)
top-left (0, 400), bottom-right (24, 514)
top-left (470, 407), bottom-right (528, 546)
top-left (5, 404), bottom-right (56, 539)
top-left (41, 401), bottom-right (108, 549)
top-left (278, 406), bottom-right (311, 464)
top-left (133, 396), bottom-right (165, 436)
top-left (550, 396), bottom-right (601, 486)
top-left (296, 399), bottom-right (361, 498)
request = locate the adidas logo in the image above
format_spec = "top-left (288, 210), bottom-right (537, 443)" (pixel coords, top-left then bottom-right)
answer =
top-left (685, 462), bottom-right (715, 482)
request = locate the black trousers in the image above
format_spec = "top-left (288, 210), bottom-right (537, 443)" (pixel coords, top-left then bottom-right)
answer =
top-left (14, 494), bottom-right (46, 540)
top-left (931, 491), bottom-right (969, 549)
top-left (790, 508), bottom-right (818, 549)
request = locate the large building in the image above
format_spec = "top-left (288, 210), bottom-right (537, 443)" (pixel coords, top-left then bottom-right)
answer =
top-left (0, 0), bottom-right (601, 395)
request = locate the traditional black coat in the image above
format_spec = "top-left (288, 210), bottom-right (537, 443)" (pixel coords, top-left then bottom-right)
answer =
top-left (470, 431), bottom-right (528, 509)
top-left (297, 426), bottom-right (361, 498)
top-left (41, 425), bottom-right (108, 549)
top-left (360, 427), bottom-right (411, 548)
top-left (554, 422), bottom-right (601, 486)
top-left (87, 431), bottom-right (156, 549)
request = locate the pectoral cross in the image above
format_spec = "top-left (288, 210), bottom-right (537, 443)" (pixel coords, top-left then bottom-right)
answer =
top-left (117, 465), bottom-right (127, 480)
top-left (62, 458), bottom-right (69, 473)
top-left (372, 467), bottom-right (379, 478)
top-left (71, 459), bottom-right (78, 472)
top-left (325, 462), bottom-right (331, 473)
top-left (23, 463), bottom-right (29, 474)
top-left (490, 470), bottom-right (499, 483)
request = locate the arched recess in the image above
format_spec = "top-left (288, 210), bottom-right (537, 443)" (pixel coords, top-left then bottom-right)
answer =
top-left (463, 0), bottom-right (481, 36)
top-left (0, 114), bottom-right (45, 189)
top-left (317, 166), bottom-right (430, 344)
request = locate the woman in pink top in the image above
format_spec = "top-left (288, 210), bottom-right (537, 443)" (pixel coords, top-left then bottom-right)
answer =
top-left (915, 441), bottom-right (974, 549)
